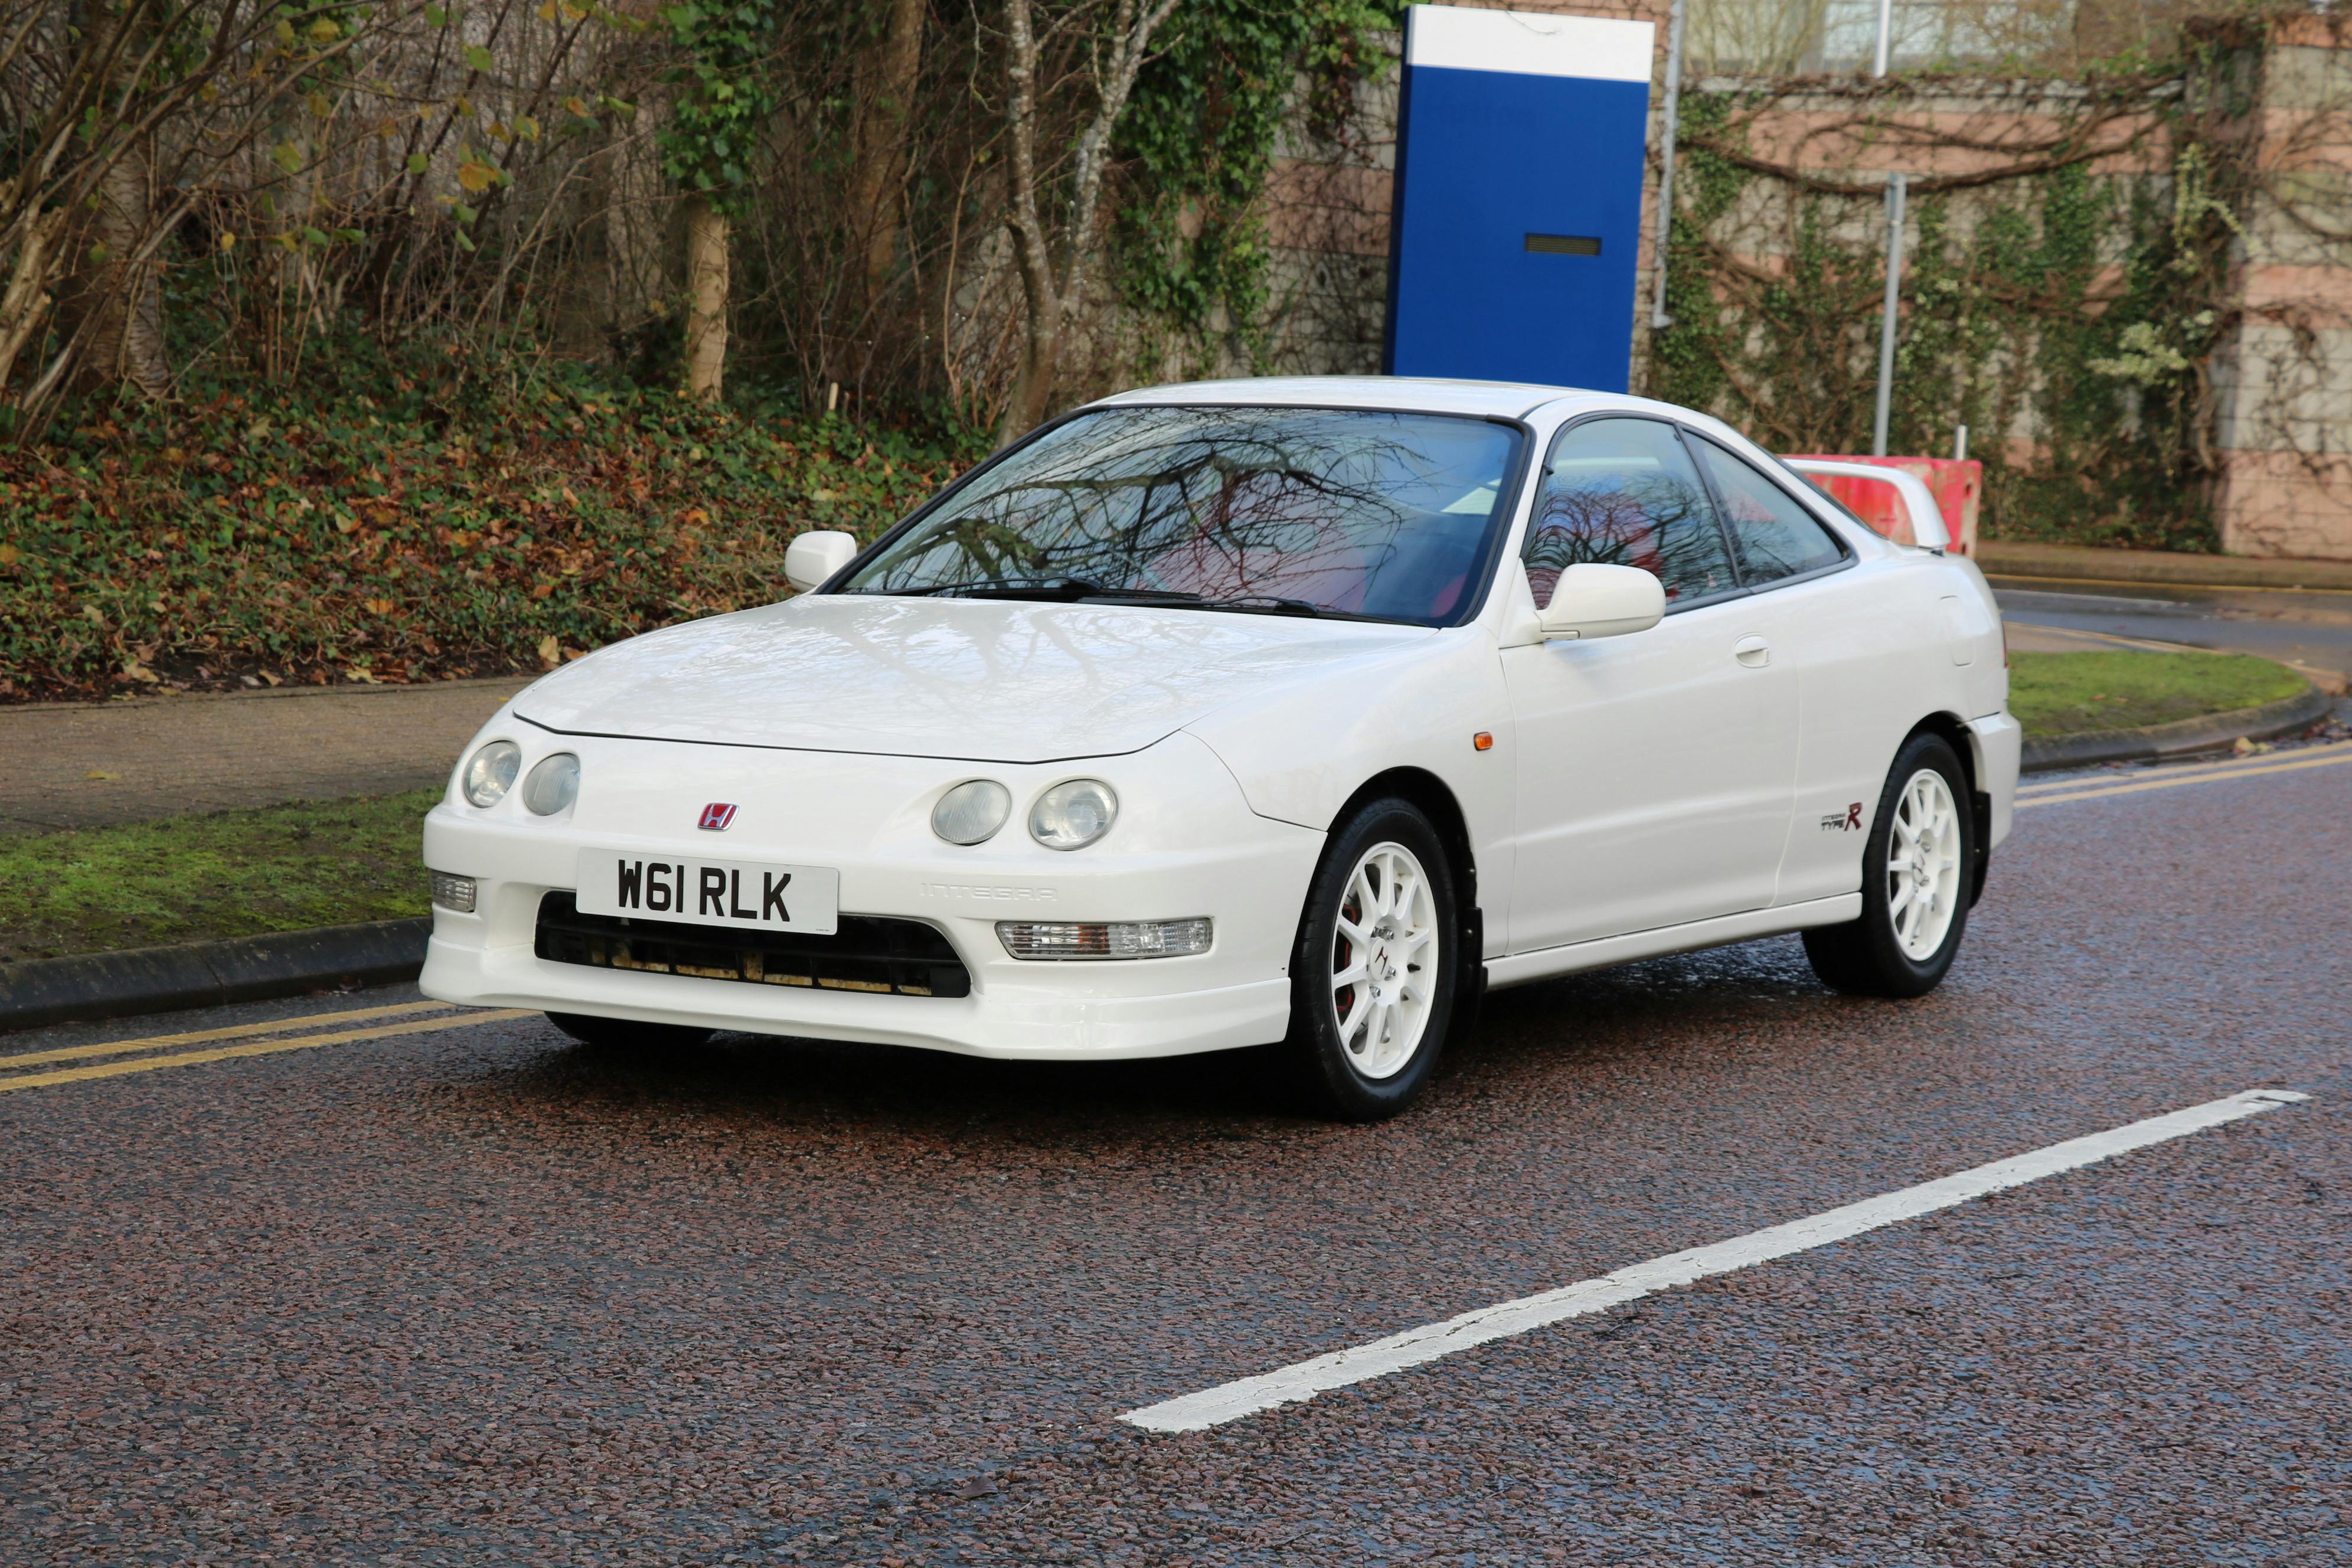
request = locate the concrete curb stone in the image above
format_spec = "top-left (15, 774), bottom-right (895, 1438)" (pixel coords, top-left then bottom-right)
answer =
top-left (2021, 684), bottom-right (2335, 773)
top-left (0, 918), bottom-right (430, 1034)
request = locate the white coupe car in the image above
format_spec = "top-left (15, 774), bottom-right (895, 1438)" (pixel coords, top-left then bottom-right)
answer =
top-left (420, 377), bottom-right (2017, 1119)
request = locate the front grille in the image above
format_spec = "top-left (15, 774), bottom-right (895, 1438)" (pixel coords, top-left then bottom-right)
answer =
top-left (534, 893), bottom-right (971, 998)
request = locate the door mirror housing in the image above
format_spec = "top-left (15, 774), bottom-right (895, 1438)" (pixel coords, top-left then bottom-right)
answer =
top-left (1536, 563), bottom-right (1667, 641)
top-left (785, 528), bottom-right (859, 592)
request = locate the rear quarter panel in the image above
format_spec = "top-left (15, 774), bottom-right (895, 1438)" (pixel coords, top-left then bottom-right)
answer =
top-left (1775, 553), bottom-right (2000, 907)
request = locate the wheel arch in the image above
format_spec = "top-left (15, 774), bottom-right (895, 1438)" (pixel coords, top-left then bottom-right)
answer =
top-left (1905, 711), bottom-right (1993, 906)
top-left (1323, 765), bottom-right (1488, 1043)
top-left (1331, 766), bottom-right (1477, 902)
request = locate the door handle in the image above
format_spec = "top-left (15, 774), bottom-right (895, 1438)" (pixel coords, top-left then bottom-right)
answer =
top-left (1734, 635), bottom-right (1771, 668)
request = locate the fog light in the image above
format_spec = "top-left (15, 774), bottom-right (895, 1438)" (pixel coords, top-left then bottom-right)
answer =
top-left (429, 871), bottom-right (478, 913)
top-left (997, 918), bottom-right (1211, 961)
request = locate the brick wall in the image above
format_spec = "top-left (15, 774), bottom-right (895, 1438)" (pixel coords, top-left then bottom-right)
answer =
top-left (2206, 14), bottom-right (2352, 560)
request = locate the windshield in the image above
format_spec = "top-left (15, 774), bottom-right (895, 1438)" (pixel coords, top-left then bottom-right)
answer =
top-left (835, 405), bottom-right (1523, 625)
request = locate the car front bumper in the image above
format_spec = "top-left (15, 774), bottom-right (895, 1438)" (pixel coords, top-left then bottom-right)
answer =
top-left (417, 729), bottom-right (1322, 1060)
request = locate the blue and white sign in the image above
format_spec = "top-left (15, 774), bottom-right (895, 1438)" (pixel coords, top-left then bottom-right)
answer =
top-left (1384, 6), bottom-right (1655, 393)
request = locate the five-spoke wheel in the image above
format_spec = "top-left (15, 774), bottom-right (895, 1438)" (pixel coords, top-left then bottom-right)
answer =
top-left (1804, 730), bottom-right (1977, 998)
top-left (1288, 798), bottom-right (1461, 1119)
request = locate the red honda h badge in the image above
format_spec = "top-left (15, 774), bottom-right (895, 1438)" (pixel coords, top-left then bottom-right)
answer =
top-left (697, 802), bottom-right (738, 832)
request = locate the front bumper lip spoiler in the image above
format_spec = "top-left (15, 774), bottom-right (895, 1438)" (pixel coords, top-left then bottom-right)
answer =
top-left (419, 933), bottom-right (1293, 1061)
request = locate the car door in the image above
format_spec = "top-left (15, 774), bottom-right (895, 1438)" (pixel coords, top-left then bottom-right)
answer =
top-left (1681, 433), bottom-right (1890, 909)
top-left (1502, 416), bottom-right (1800, 953)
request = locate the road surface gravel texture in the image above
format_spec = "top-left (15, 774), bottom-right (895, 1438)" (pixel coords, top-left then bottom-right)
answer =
top-left (1, 754), bottom-right (2344, 1564)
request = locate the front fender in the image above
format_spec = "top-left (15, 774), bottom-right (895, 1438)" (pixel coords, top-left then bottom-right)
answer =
top-left (1182, 626), bottom-right (1516, 942)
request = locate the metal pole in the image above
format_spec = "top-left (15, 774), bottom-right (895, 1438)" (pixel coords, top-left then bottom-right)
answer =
top-left (1872, 172), bottom-right (1906, 457)
top-left (1869, 0), bottom-right (1901, 456)
top-left (1649, 0), bottom-right (1687, 331)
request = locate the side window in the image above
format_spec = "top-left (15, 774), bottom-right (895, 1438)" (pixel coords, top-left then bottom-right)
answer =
top-left (1690, 438), bottom-right (1848, 586)
top-left (1522, 418), bottom-right (1737, 608)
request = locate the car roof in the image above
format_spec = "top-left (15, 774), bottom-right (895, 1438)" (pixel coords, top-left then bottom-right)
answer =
top-left (1090, 375), bottom-right (1639, 422)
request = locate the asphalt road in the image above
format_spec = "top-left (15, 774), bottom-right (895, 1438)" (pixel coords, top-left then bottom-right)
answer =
top-left (4, 745), bottom-right (2347, 1565)
top-left (1992, 576), bottom-right (2352, 691)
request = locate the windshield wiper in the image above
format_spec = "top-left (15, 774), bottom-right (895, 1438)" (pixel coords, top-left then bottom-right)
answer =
top-left (881, 576), bottom-right (1116, 601)
top-left (1187, 594), bottom-right (1333, 618)
top-left (869, 579), bottom-right (1340, 618)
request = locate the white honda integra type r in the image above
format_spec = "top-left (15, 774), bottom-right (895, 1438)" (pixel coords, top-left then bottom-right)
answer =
top-left (421, 378), bottom-right (2018, 1119)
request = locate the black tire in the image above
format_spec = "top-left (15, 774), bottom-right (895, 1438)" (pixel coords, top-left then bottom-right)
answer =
top-left (1285, 798), bottom-right (1462, 1121)
top-left (546, 1011), bottom-right (714, 1053)
top-left (1803, 731), bottom-right (1977, 998)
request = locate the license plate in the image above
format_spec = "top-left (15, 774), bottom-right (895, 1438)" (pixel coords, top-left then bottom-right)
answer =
top-left (574, 851), bottom-right (841, 936)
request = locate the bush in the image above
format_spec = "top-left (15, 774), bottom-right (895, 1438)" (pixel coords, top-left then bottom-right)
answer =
top-left (0, 336), bottom-right (984, 700)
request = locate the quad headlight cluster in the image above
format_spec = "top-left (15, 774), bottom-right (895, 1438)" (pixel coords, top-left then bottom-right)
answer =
top-left (461, 740), bottom-right (580, 815)
top-left (930, 776), bottom-right (1118, 851)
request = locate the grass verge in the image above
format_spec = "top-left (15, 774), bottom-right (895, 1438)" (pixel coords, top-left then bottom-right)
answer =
top-left (0, 789), bottom-right (437, 962)
top-left (2008, 650), bottom-right (2309, 737)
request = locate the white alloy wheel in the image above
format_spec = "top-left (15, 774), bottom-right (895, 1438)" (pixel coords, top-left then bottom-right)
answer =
top-left (1886, 767), bottom-right (1964, 961)
top-left (1328, 840), bottom-right (1442, 1081)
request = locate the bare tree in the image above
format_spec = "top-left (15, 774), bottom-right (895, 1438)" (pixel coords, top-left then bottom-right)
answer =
top-left (996, 0), bottom-right (1181, 445)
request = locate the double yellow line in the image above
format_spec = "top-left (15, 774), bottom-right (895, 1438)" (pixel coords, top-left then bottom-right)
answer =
top-left (0, 1000), bottom-right (536, 1095)
top-left (2017, 741), bottom-right (2352, 810)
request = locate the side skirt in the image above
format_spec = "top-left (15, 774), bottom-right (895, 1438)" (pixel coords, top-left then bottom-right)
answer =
top-left (1484, 894), bottom-right (1864, 992)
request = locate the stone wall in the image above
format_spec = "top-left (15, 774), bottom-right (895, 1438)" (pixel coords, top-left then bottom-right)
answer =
top-left (2206, 14), bottom-right (2352, 560)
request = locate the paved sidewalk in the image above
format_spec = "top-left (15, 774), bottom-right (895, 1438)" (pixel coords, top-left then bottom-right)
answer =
top-left (0, 677), bottom-right (533, 835)
top-left (1979, 538), bottom-right (2352, 590)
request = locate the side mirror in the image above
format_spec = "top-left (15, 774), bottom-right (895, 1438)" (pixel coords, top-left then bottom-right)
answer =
top-left (1537, 563), bottom-right (1666, 641)
top-left (784, 528), bottom-right (858, 592)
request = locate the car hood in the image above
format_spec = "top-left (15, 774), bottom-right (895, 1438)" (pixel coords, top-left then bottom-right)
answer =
top-left (512, 594), bottom-right (1432, 763)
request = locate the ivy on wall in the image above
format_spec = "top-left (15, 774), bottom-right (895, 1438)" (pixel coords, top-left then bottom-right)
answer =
top-left (1111, 0), bottom-right (1396, 370)
top-left (1649, 58), bottom-right (2251, 552)
top-left (658, 0), bottom-right (781, 214)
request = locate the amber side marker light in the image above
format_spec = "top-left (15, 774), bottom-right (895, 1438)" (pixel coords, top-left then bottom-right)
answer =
top-left (1473, 731), bottom-right (1494, 752)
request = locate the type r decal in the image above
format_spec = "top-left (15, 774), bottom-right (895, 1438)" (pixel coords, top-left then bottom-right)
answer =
top-left (1819, 802), bottom-right (1865, 832)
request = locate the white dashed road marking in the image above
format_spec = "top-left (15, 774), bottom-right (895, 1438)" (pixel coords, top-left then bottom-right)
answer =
top-left (1121, 1088), bottom-right (2311, 1433)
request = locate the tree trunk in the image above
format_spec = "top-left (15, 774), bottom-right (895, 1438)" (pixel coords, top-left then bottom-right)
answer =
top-left (66, 0), bottom-right (171, 400)
top-left (0, 208), bottom-right (69, 395)
top-left (682, 192), bottom-right (729, 401)
top-left (998, 274), bottom-right (1060, 440)
top-left (993, 0), bottom-right (1183, 447)
top-left (847, 0), bottom-right (925, 306)
top-left (995, 0), bottom-right (1060, 446)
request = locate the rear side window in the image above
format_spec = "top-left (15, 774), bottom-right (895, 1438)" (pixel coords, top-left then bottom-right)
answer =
top-left (1690, 438), bottom-right (1847, 586)
top-left (1523, 418), bottom-right (1738, 607)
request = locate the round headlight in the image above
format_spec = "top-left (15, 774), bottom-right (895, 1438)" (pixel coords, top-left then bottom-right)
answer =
top-left (461, 740), bottom-right (521, 808)
top-left (932, 779), bottom-right (1011, 845)
top-left (1029, 778), bottom-right (1118, 851)
top-left (522, 753), bottom-right (580, 816)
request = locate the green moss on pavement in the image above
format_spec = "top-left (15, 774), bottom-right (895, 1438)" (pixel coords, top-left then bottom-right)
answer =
top-left (0, 789), bottom-right (438, 962)
top-left (2008, 651), bottom-right (2308, 737)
